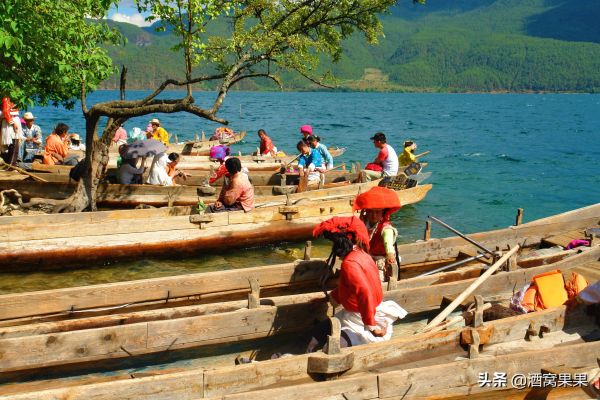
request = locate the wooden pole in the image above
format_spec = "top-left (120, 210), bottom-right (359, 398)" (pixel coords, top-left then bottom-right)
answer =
top-left (515, 208), bottom-right (523, 226)
top-left (423, 220), bottom-right (431, 241)
top-left (414, 150), bottom-right (430, 158)
top-left (303, 241), bottom-right (312, 261)
top-left (422, 245), bottom-right (520, 332)
top-left (0, 160), bottom-right (48, 182)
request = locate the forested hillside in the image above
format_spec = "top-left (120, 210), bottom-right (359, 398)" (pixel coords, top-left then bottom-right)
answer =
top-left (101, 0), bottom-right (600, 92)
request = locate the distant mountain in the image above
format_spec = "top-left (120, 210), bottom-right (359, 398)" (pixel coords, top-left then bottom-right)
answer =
top-left (100, 0), bottom-right (600, 92)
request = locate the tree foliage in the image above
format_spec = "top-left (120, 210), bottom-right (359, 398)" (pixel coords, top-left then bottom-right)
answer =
top-left (0, 0), bottom-right (121, 109)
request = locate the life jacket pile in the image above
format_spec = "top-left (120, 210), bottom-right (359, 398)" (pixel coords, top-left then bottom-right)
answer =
top-left (510, 269), bottom-right (588, 313)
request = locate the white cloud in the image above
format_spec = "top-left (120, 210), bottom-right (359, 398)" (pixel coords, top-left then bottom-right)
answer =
top-left (109, 12), bottom-right (155, 27)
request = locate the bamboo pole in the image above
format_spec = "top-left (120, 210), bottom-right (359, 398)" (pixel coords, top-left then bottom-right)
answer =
top-left (0, 160), bottom-right (48, 182)
top-left (422, 245), bottom-right (520, 332)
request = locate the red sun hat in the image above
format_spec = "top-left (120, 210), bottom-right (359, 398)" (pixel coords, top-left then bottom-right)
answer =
top-left (313, 216), bottom-right (370, 251)
top-left (353, 186), bottom-right (401, 222)
top-left (300, 125), bottom-right (313, 135)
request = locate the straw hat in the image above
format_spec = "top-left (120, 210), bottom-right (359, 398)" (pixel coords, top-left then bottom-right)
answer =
top-left (70, 133), bottom-right (81, 141)
top-left (23, 112), bottom-right (34, 120)
top-left (150, 118), bottom-right (160, 125)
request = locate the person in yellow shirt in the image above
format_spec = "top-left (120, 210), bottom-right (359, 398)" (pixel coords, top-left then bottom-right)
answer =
top-left (149, 118), bottom-right (170, 145)
top-left (398, 140), bottom-right (417, 167)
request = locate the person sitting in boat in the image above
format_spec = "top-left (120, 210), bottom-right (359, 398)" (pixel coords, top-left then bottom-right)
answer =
top-left (207, 157), bottom-right (254, 213)
top-left (1, 96), bottom-right (22, 165)
top-left (306, 135), bottom-right (333, 170)
top-left (21, 112), bottom-right (42, 162)
top-left (112, 124), bottom-right (128, 146)
top-left (361, 132), bottom-right (398, 182)
top-left (165, 152), bottom-right (190, 184)
top-left (147, 152), bottom-right (175, 186)
top-left (68, 134), bottom-right (86, 152)
top-left (297, 140), bottom-right (324, 186)
top-left (300, 124), bottom-right (313, 141)
top-left (354, 186), bottom-right (401, 282)
top-left (257, 129), bottom-right (278, 156)
top-left (208, 145), bottom-right (231, 184)
top-left (149, 118), bottom-right (170, 146)
top-left (308, 216), bottom-right (407, 350)
top-left (398, 140), bottom-right (417, 167)
top-left (43, 123), bottom-right (78, 166)
top-left (118, 153), bottom-right (145, 185)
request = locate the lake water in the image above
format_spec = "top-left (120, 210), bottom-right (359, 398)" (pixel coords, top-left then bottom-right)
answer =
top-left (2, 92), bottom-right (598, 293)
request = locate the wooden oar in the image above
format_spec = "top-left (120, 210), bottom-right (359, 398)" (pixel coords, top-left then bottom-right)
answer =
top-left (0, 160), bottom-right (48, 183)
top-left (280, 153), bottom-right (302, 174)
top-left (421, 245), bottom-right (520, 332)
top-left (415, 150), bottom-right (430, 158)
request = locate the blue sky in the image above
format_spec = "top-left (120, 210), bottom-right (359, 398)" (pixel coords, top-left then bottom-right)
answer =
top-left (108, 0), bottom-right (154, 27)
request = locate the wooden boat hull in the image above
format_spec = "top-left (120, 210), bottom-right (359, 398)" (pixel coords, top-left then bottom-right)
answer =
top-left (0, 180), bottom-right (359, 208)
top-left (0, 246), bottom-right (597, 393)
top-left (0, 184), bottom-right (432, 268)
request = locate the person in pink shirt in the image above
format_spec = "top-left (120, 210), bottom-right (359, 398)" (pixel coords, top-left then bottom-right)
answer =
top-left (207, 157), bottom-right (254, 213)
top-left (112, 125), bottom-right (127, 146)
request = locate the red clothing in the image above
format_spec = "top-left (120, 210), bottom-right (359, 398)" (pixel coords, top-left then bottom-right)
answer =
top-left (370, 221), bottom-right (392, 257)
top-left (374, 145), bottom-right (389, 165)
top-left (260, 135), bottom-right (275, 155)
top-left (1, 97), bottom-right (16, 124)
top-left (330, 248), bottom-right (383, 326)
top-left (209, 163), bottom-right (228, 184)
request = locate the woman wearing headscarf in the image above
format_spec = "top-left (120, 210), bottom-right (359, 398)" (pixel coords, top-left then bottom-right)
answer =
top-left (353, 186), bottom-right (402, 282)
top-left (310, 216), bottom-right (406, 350)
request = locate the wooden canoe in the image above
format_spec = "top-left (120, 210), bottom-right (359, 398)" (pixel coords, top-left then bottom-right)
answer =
top-left (0, 202), bottom-right (597, 324)
top-left (0, 245), bottom-right (597, 398)
top-left (0, 183), bottom-right (432, 269)
top-left (0, 175), bottom-right (364, 208)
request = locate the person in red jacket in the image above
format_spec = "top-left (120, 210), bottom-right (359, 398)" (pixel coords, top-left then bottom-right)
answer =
top-left (353, 186), bottom-right (402, 282)
top-left (1, 97), bottom-right (22, 165)
top-left (308, 216), bottom-right (407, 351)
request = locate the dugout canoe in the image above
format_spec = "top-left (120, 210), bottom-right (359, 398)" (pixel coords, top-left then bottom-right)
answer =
top-left (0, 174), bottom-right (364, 208)
top-left (1, 202), bottom-right (598, 324)
top-left (19, 168), bottom-right (360, 185)
top-left (0, 245), bottom-right (597, 398)
top-left (0, 182), bottom-right (432, 269)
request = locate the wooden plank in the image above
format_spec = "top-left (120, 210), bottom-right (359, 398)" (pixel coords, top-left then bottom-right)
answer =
top-left (0, 370), bottom-right (204, 400)
top-left (204, 375), bottom-right (379, 400)
top-left (377, 341), bottom-right (600, 399)
top-left (0, 304), bottom-right (321, 372)
top-left (0, 260), bottom-right (325, 321)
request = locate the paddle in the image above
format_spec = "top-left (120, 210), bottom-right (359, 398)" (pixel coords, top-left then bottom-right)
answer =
top-left (414, 150), bottom-right (430, 158)
top-left (279, 153), bottom-right (302, 174)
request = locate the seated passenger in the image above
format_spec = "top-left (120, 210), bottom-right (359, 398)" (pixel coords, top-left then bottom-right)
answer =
top-left (43, 123), bottom-right (78, 166)
top-left (146, 152), bottom-right (173, 186)
top-left (362, 132), bottom-right (398, 182)
top-left (118, 156), bottom-right (145, 184)
top-left (306, 135), bottom-right (333, 170)
top-left (297, 140), bottom-right (324, 186)
top-left (308, 216), bottom-right (407, 350)
top-left (207, 157), bottom-right (254, 213)
top-left (398, 140), bottom-right (417, 167)
top-left (257, 129), bottom-right (277, 156)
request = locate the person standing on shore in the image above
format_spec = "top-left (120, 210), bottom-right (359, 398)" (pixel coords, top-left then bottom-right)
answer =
top-left (1, 97), bottom-right (22, 165)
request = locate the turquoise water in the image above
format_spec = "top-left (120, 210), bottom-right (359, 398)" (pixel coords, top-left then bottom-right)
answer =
top-left (3, 92), bottom-right (597, 292)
